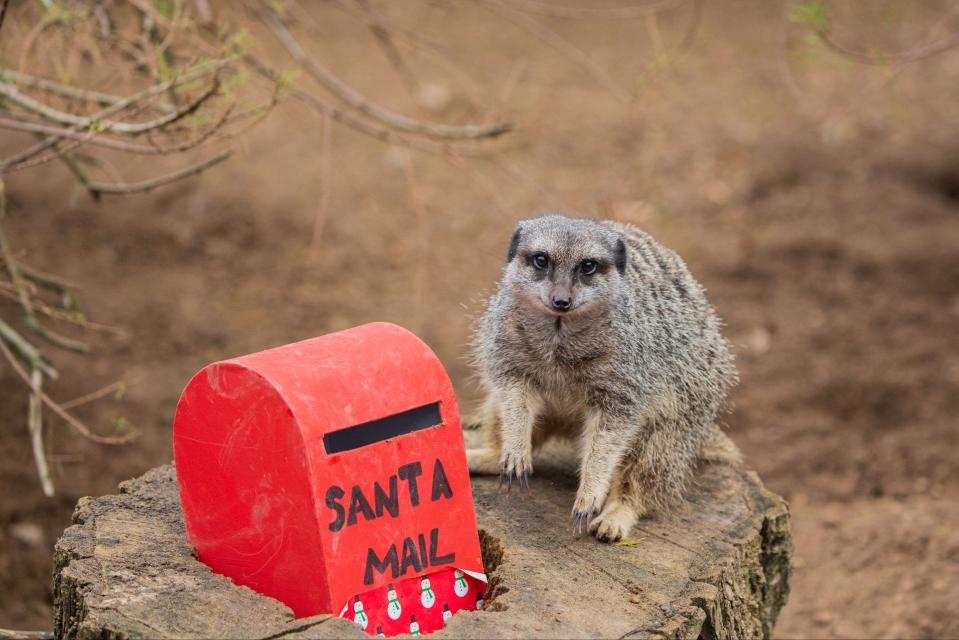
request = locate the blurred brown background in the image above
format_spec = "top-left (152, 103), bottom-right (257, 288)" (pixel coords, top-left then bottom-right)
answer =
top-left (2, 1), bottom-right (958, 637)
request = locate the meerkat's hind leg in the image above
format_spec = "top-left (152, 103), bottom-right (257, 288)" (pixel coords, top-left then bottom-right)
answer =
top-left (466, 447), bottom-right (502, 475)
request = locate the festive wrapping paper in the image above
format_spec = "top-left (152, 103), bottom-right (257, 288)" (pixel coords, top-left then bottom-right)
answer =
top-left (340, 567), bottom-right (486, 636)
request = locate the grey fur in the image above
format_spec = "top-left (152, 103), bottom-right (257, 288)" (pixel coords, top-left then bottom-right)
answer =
top-left (467, 214), bottom-right (740, 542)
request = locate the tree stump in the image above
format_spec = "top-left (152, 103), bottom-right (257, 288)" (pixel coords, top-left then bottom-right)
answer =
top-left (54, 445), bottom-right (791, 639)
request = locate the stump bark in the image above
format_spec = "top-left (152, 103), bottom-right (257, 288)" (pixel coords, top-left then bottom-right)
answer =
top-left (54, 447), bottom-right (791, 639)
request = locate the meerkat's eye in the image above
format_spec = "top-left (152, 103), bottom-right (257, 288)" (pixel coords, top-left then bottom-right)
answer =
top-left (531, 253), bottom-right (549, 270)
top-left (580, 260), bottom-right (598, 276)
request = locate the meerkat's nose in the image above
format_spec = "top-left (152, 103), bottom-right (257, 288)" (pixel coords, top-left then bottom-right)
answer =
top-left (551, 296), bottom-right (572, 312)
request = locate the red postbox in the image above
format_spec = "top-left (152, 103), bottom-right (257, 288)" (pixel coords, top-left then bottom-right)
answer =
top-left (173, 323), bottom-right (485, 635)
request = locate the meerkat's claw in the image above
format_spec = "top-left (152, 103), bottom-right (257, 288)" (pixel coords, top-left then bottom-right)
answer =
top-left (499, 466), bottom-right (514, 493)
top-left (499, 451), bottom-right (533, 494)
top-left (569, 506), bottom-right (596, 536)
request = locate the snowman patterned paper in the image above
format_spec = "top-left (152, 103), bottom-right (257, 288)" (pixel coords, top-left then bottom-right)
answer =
top-left (339, 567), bottom-right (486, 637)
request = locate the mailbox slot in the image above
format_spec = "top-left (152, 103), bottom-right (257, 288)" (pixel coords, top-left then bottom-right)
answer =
top-left (323, 402), bottom-right (442, 454)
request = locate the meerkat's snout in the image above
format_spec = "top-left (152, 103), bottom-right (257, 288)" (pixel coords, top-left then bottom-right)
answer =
top-left (549, 284), bottom-right (572, 312)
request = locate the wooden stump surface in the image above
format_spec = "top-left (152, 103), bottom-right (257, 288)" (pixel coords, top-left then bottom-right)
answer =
top-left (54, 445), bottom-right (791, 639)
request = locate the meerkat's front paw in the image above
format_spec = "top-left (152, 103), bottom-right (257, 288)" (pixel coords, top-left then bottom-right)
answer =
top-left (499, 448), bottom-right (532, 492)
top-left (588, 498), bottom-right (638, 543)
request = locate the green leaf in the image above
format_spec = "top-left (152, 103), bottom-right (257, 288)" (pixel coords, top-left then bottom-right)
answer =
top-left (614, 538), bottom-right (646, 547)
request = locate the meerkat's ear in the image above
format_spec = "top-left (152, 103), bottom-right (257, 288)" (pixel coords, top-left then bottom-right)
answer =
top-left (614, 237), bottom-right (627, 274)
top-left (507, 226), bottom-right (522, 263)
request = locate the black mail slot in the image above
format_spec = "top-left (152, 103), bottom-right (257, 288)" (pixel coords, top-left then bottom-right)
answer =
top-left (322, 402), bottom-right (442, 454)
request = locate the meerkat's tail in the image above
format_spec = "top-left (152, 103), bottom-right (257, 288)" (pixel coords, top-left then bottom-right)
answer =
top-left (700, 423), bottom-right (743, 466)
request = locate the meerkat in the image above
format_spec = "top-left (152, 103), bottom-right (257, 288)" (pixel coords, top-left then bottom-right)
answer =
top-left (467, 214), bottom-right (740, 542)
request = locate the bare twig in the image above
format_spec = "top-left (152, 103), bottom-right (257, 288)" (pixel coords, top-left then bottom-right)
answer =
top-left (0, 69), bottom-right (175, 114)
top-left (244, 53), bottom-right (489, 156)
top-left (29, 366), bottom-right (55, 497)
top-left (331, 0), bottom-right (484, 100)
top-left (482, 0), bottom-right (633, 102)
top-left (51, 141), bottom-right (102, 203)
top-left (61, 380), bottom-right (126, 410)
top-left (0, 61), bottom-right (228, 170)
top-left (254, 1), bottom-right (511, 140)
top-left (0, 334), bottom-right (136, 445)
top-left (311, 108), bottom-right (333, 251)
top-left (0, 319), bottom-right (57, 380)
top-left (0, 283), bottom-right (124, 336)
top-left (0, 116), bottom-right (212, 157)
top-left (84, 150), bottom-right (232, 195)
top-left (353, 0), bottom-right (419, 95)
top-left (0, 257), bottom-right (79, 291)
top-left (0, 76), bottom-right (220, 136)
top-left (815, 24), bottom-right (959, 66)
top-left (486, 0), bottom-right (691, 20)
top-left (0, 183), bottom-right (90, 351)
top-left (2, 178), bottom-right (87, 353)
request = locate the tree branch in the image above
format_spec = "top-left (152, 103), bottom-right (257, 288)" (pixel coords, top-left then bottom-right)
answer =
top-left (0, 69), bottom-right (175, 114)
top-left (0, 75), bottom-right (220, 136)
top-left (243, 53), bottom-right (490, 156)
top-left (485, 0), bottom-right (691, 20)
top-left (0, 61), bottom-right (228, 170)
top-left (815, 25), bottom-right (959, 66)
top-left (254, 1), bottom-right (511, 141)
top-left (84, 150), bottom-right (232, 196)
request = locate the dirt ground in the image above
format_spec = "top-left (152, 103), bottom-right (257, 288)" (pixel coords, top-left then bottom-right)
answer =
top-left (2, 1), bottom-right (958, 637)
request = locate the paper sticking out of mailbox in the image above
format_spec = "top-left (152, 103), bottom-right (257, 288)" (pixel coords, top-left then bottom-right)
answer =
top-left (173, 323), bottom-right (487, 636)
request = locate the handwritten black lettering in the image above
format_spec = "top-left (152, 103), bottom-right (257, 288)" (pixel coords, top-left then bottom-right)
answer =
top-left (397, 461), bottom-right (423, 507)
top-left (364, 544), bottom-right (399, 585)
top-left (429, 527), bottom-right (455, 566)
top-left (347, 484), bottom-right (375, 526)
top-left (325, 485), bottom-right (345, 532)
top-left (374, 476), bottom-right (399, 518)
top-left (430, 458), bottom-right (453, 501)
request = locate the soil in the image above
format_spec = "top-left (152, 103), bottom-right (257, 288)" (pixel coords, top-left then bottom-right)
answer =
top-left (2, 1), bottom-right (958, 637)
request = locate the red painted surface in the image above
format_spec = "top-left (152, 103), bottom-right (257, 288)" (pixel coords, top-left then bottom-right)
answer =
top-left (173, 322), bottom-right (484, 619)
